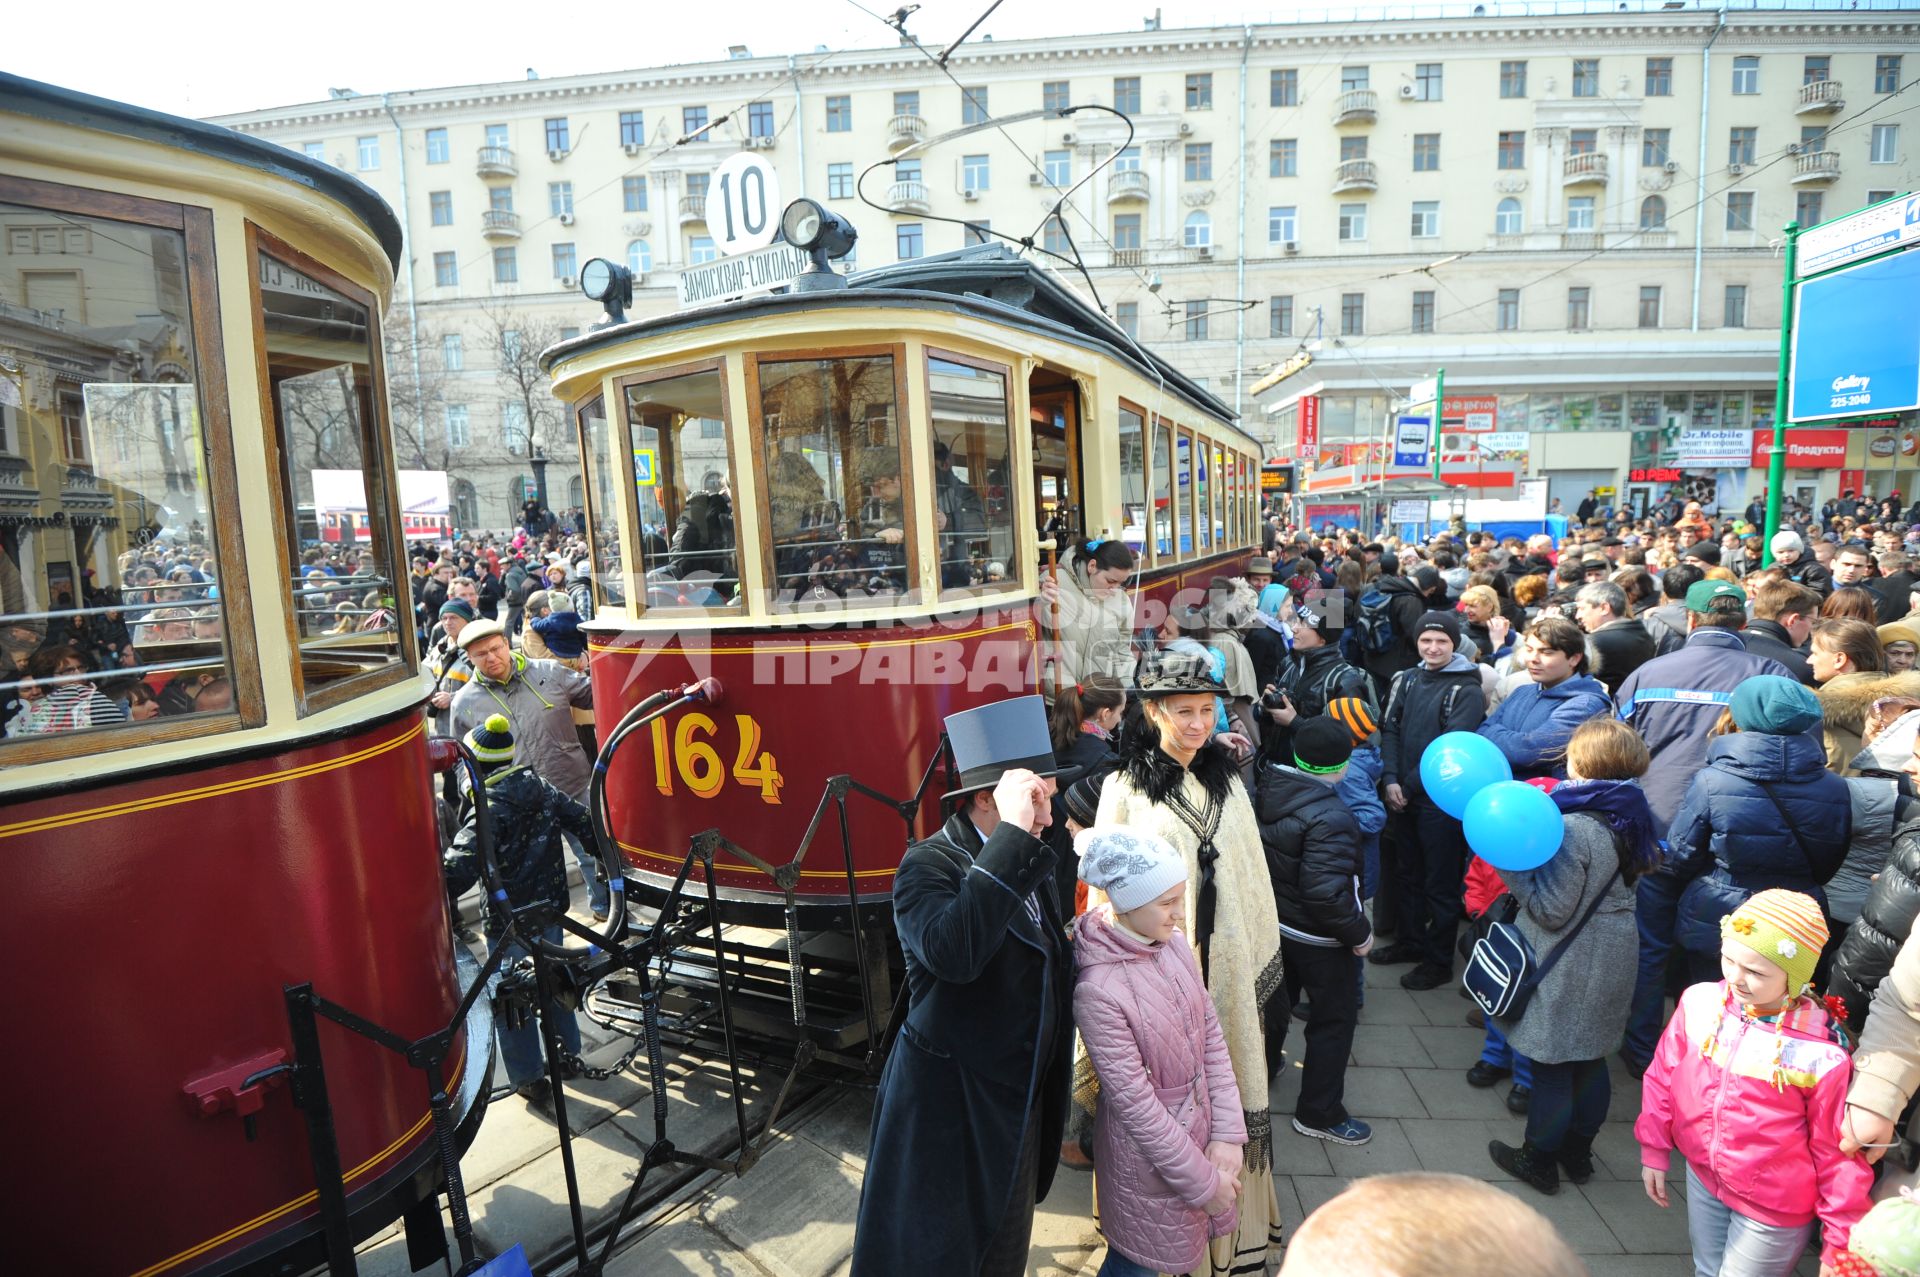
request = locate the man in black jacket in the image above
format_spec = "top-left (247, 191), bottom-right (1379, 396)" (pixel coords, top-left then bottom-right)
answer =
top-left (1574, 580), bottom-right (1655, 692)
top-left (1740, 578), bottom-right (1820, 686)
top-left (1258, 716), bottom-right (1374, 1146)
top-left (1261, 596), bottom-right (1374, 766)
top-left (1373, 611), bottom-right (1488, 990)
top-left (1874, 551), bottom-right (1918, 624)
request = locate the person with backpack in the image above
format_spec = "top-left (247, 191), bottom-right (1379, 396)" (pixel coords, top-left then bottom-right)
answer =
top-left (1354, 568), bottom-right (1429, 700)
top-left (1373, 611), bottom-right (1488, 991)
top-left (1259, 596), bottom-right (1373, 768)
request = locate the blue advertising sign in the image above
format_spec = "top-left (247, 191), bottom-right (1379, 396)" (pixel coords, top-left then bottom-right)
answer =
top-left (1788, 249), bottom-right (1920, 423)
top-left (1394, 414), bottom-right (1432, 468)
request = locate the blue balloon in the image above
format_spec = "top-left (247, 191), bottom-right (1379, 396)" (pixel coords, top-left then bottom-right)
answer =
top-left (1463, 781), bottom-right (1567, 872)
top-left (1419, 731), bottom-right (1513, 819)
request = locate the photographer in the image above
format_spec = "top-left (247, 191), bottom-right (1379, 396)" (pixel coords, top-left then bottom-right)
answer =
top-left (1259, 595), bottom-right (1374, 767)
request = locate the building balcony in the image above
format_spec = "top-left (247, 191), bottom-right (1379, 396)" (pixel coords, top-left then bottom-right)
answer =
top-left (887, 113), bottom-right (928, 151)
top-left (0, 456), bottom-right (31, 494)
top-left (1108, 169), bottom-right (1150, 203)
top-left (1797, 80), bottom-right (1845, 114)
top-left (1484, 233), bottom-right (1527, 250)
top-left (476, 146), bottom-right (516, 177)
top-left (1331, 159), bottom-right (1378, 194)
top-left (1792, 149), bottom-right (1841, 183)
top-left (1332, 89), bottom-right (1378, 126)
top-left (886, 180), bottom-right (931, 215)
top-left (678, 194), bottom-right (707, 224)
top-left (1635, 229), bottom-right (1677, 248)
top-left (1110, 247), bottom-right (1145, 268)
top-left (1563, 152), bottom-right (1608, 186)
top-left (1561, 231), bottom-right (1603, 251)
top-left (480, 209), bottom-right (521, 241)
top-left (62, 464), bottom-right (103, 496)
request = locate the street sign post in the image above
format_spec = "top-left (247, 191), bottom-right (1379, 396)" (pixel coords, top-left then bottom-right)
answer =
top-left (1796, 192), bottom-right (1920, 278)
top-left (1394, 415), bottom-right (1432, 468)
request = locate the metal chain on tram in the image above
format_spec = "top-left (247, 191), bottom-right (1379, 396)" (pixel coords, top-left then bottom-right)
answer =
top-left (560, 906), bottom-right (686, 1084)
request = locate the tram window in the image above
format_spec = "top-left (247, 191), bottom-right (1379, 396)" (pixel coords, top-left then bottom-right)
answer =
top-left (926, 353), bottom-right (1015, 598)
top-left (0, 201), bottom-right (239, 747)
top-left (754, 352), bottom-right (913, 608)
top-left (255, 247), bottom-right (406, 702)
top-left (1194, 438), bottom-right (1213, 553)
top-left (1175, 431), bottom-right (1194, 556)
top-left (1153, 420), bottom-right (1175, 561)
top-left (1118, 403), bottom-right (1148, 563)
top-left (575, 395), bottom-right (626, 609)
top-left (622, 367), bottom-right (740, 613)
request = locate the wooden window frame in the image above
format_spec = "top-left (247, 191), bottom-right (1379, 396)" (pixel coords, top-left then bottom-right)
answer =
top-left (0, 174), bottom-right (263, 765)
top-left (610, 357), bottom-right (743, 618)
top-left (1117, 397), bottom-right (1150, 568)
top-left (1178, 426), bottom-right (1198, 562)
top-left (923, 345), bottom-right (1020, 603)
top-left (571, 393), bottom-right (624, 610)
top-left (247, 222), bottom-right (418, 718)
top-left (745, 343), bottom-right (919, 614)
top-left (1155, 417), bottom-right (1178, 564)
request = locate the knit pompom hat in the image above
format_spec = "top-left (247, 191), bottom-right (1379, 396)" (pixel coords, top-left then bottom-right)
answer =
top-left (1076, 826), bottom-right (1186, 914)
top-left (1846, 1190), bottom-right (1920, 1277)
top-left (1325, 696), bottom-right (1378, 746)
top-left (464, 713), bottom-right (514, 767)
top-left (1722, 888), bottom-right (1829, 997)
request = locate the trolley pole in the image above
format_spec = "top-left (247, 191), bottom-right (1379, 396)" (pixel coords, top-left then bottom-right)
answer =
top-left (1762, 221), bottom-right (1800, 565)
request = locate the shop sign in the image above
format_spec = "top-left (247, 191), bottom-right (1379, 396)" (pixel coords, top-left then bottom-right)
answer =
top-left (1443, 395), bottom-right (1499, 433)
top-left (1869, 435), bottom-right (1899, 458)
top-left (1750, 429), bottom-right (1849, 468)
top-left (1630, 467), bottom-right (1682, 483)
top-left (1296, 394), bottom-right (1321, 459)
top-left (1675, 428), bottom-right (1753, 467)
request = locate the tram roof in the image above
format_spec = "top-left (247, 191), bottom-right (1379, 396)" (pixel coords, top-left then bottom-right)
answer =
top-left (0, 73), bottom-right (405, 273)
top-left (544, 244), bottom-right (1243, 434)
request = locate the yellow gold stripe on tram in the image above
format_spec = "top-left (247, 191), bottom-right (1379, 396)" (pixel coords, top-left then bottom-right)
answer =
top-left (0, 722), bottom-right (426, 841)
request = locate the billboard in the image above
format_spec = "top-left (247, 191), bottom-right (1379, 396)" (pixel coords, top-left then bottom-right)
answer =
top-left (312, 469), bottom-right (452, 543)
top-left (1788, 248), bottom-right (1920, 423)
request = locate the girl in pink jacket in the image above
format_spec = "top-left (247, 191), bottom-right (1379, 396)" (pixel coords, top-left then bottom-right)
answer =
top-left (1635, 889), bottom-right (1874, 1276)
top-left (1075, 826), bottom-right (1246, 1277)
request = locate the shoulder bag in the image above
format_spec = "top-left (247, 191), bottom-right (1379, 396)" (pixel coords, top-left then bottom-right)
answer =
top-left (1465, 868), bottom-right (1620, 1023)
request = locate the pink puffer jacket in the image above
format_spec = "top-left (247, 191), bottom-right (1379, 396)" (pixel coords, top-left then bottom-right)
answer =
top-left (1074, 907), bottom-right (1246, 1274)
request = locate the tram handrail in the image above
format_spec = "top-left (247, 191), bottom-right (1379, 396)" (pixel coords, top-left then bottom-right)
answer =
top-left (0, 654), bottom-right (229, 699)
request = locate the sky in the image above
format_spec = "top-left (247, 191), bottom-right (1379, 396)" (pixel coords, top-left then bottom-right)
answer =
top-left (6, 0), bottom-right (1341, 120)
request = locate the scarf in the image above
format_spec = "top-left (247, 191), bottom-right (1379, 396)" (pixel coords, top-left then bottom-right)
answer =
top-left (1551, 779), bottom-right (1661, 879)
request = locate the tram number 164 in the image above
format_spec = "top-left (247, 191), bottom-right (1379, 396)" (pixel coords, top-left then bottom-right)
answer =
top-left (648, 711), bottom-right (784, 803)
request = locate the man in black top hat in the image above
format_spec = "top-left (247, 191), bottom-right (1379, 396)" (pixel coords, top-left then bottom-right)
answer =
top-left (852, 695), bottom-right (1078, 1277)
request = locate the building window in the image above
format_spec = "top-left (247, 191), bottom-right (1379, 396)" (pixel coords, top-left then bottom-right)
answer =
top-left (893, 90), bottom-right (919, 117)
top-left (962, 86), bottom-right (989, 124)
top-left (1732, 56), bottom-right (1759, 95)
top-left (1567, 287), bottom-right (1591, 330)
top-left (489, 186), bottom-right (513, 214)
top-left (1872, 123), bottom-right (1900, 163)
top-left (1729, 127), bottom-right (1756, 167)
top-left (433, 251), bottom-right (457, 286)
top-left (1270, 138), bottom-right (1298, 177)
top-left (686, 171), bottom-right (711, 201)
top-left (822, 95), bottom-right (851, 133)
top-left (827, 162), bottom-right (853, 199)
top-left (1340, 293), bottom-right (1365, 336)
top-left (1569, 129), bottom-right (1597, 156)
top-left (446, 404), bottom-right (470, 448)
top-left (1184, 143), bottom-right (1212, 181)
top-left (425, 127), bottom-right (449, 163)
top-left (965, 221), bottom-right (992, 246)
top-left (1183, 211), bottom-right (1212, 248)
top-left (897, 223), bottom-right (924, 259)
top-left (620, 111), bottom-right (646, 146)
top-left (1497, 288), bottom-right (1520, 331)
top-left (689, 235), bottom-right (717, 264)
top-left (1186, 73), bottom-right (1213, 109)
top-left (1726, 191), bottom-right (1755, 230)
top-left (1643, 129), bottom-right (1671, 167)
top-left (1797, 190), bottom-right (1824, 226)
top-left (1271, 68), bottom-right (1298, 107)
top-left (1116, 301), bottom-right (1138, 337)
top-left (1044, 150), bottom-right (1071, 186)
top-left (1114, 77), bottom-right (1141, 115)
top-left (357, 135), bottom-right (379, 170)
top-left (1870, 189), bottom-right (1898, 205)
top-left (1500, 61), bottom-right (1527, 98)
top-left (1804, 55), bottom-right (1831, 85)
top-left (1114, 146), bottom-right (1141, 173)
top-left (1043, 81), bottom-right (1070, 112)
top-left (1498, 131), bottom-right (1525, 170)
top-left (1268, 206), bottom-right (1298, 244)
top-left (551, 243), bottom-right (577, 279)
top-left (502, 401), bottom-right (528, 452)
top-left (1646, 58), bottom-right (1673, 96)
top-left (1414, 63), bottom-right (1443, 101)
top-left (1185, 300), bottom-right (1208, 341)
top-left (493, 247), bottom-right (517, 283)
top-left (1341, 66), bottom-right (1370, 91)
top-left (1413, 134), bottom-right (1440, 171)
top-left (303, 141), bottom-right (325, 161)
top-left (1341, 135), bottom-right (1368, 162)
top-left (962, 154), bottom-right (990, 191)
top-left (1042, 216), bottom-right (1068, 256)
top-left (1270, 295), bottom-right (1294, 337)
top-left (1724, 285), bottom-right (1748, 328)
top-left (1638, 285), bottom-right (1662, 328)
top-left (1410, 201), bottom-right (1440, 238)
top-left (1412, 290), bottom-right (1436, 334)
top-left (429, 191), bottom-right (453, 226)
top-left (1640, 195), bottom-right (1668, 229)
top-left (628, 239), bottom-right (652, 275)
top-left (1567, 197), bottom-right (1596, 231)
top-left (747, 102), bottom-right (775, 138)
top-left (442, 333), bottom-right (464, 370)
top-left (1495, 198), bottom-right (1523, 235)
top-left (549, 182), bottom-right (574, 216)
top-left (544, 118), bottom-right (569, 152)
top-left (1877, 55), bottom-right (1903, 94)
top-left (683, 105), bottom-right (708, 136)
top-left (1803, 124), bottom-right (1830, 152)
top-left (1572, 59), bottom-right (1599, 98)
top-left (623, 175), bottom-right (648, 212)
top-left (1338, 203), bottom-right (1368, 242)
top-left (1114, 213), bottom-right (1141, 249)
top-left (486, 123), bottom-right (508, 149)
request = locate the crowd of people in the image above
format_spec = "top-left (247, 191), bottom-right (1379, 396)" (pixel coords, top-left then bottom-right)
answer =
top-left (852, 486), bottom-right (1920, 1277)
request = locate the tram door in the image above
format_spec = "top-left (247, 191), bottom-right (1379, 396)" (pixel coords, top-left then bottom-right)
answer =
top-left (1029, 369), bottom-right (1082, 551)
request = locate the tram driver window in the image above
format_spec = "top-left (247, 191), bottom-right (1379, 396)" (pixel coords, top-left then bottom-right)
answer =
top-left (575, 395), bottom-right (626, 608)
top-left (622, 367), bottom-right (740, 612)
top-left (926, 353), bottom-right (1015, 597)
top-left (256, 249), bottom-right (405, 698)
top-left (0, 201), bottom-right (239, 748)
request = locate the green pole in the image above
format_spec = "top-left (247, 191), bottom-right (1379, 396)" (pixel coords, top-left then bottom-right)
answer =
top-left (1432, 366), bottom-right (1445, 483)
top-left (1762, 222), bottom-right (1799, 567)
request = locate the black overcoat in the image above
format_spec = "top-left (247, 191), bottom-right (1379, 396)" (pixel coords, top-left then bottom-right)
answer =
top-left (850, 812), bottom-right (1075, 1276)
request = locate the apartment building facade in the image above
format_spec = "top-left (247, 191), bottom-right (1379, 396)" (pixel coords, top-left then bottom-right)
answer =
top-left (213, 3), bottom-right (1920, 525)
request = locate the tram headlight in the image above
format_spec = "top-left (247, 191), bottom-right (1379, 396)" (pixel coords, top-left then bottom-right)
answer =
top-left (780, 198), bottom-right (858, 271)
top-left (579, 257), bottom-right (633, 325)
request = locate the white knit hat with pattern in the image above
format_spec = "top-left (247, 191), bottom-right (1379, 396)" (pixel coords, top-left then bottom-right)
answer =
top-left (1075, 826), bottom-right (1185, 913)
